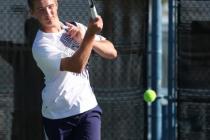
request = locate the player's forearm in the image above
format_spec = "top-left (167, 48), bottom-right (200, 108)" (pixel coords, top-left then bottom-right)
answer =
top-left (93, 40), bottom-right (117, 59)
top-left (60, 31), bottom-right (95, 73)
top-left (72, 32), bottom-right (95, 71)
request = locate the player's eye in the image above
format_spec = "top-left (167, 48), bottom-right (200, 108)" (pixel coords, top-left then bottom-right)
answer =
top-left (38, 8), bottom-right (45, 13)
top-left (48, 4), bottom-right (54, 9)
top-left (36, 4), bottom-right (54, 13)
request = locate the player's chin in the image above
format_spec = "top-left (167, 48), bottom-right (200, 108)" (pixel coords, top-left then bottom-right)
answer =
top-left (45, 21), bottom-right (57, 28)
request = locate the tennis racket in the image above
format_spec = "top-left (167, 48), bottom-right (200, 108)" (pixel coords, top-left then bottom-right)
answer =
top-left (87, 0), bottom-right (98, 19)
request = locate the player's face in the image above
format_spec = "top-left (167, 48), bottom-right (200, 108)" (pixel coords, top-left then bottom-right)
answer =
top-left (31, 0), bottom-right (59, 32)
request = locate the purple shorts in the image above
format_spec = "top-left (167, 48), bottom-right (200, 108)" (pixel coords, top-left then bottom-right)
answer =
top-left (43, 105), bottom-right (102, 140)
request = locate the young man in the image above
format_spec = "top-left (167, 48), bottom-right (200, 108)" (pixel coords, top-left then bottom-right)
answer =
top-left (27, 0), bottom-right (117, 139)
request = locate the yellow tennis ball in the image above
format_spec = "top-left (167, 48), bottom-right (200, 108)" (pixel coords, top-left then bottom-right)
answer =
top-left (144, 89), bottom-right (157, 102)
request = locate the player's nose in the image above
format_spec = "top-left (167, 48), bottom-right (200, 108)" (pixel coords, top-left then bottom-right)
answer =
top-left (44, 7), bottom-right (52, 17)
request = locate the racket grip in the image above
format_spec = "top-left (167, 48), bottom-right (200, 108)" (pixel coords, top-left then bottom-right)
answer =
top-left (90, 6), bottom-right (98, 19)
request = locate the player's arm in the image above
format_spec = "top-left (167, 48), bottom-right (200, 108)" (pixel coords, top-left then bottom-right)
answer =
top-left (65, 22), bottom-right (117, 60)
top-left (60, 31), bottom-right (94, 73)
top-left (93, 40), bottom-right (117, 59)
top-left (60, 17), bottom-right (102, 73)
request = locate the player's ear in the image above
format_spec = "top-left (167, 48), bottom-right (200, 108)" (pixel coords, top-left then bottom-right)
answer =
top-left (29, 9), bottom-right (37, 19)
top-left (55, 0), bottom-right (59, 9)
top-left (55, 0), bottom-right (58, 6)
top-left (29, 9), bottom-right (33, 15)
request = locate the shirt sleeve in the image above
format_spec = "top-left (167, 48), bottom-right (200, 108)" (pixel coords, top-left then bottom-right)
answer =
top-left (32, 43), bottom-right (62, 73)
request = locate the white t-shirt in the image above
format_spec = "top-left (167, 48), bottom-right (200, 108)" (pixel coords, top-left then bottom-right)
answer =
top-left (32, 22), bottom-right (105, 119)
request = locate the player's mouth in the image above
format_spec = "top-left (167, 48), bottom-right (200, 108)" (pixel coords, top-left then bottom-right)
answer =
top-left (45, 18), bottom-right (53, 24)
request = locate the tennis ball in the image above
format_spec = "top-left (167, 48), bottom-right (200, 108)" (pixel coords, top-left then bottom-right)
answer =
top-left (144, 89), bottom-right (157, 103)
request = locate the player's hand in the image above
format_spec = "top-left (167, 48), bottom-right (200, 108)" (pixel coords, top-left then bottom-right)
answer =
top-left (65, 22), bottom-right (85, 44)
top-left (87, 16), bottom-right (103, 36)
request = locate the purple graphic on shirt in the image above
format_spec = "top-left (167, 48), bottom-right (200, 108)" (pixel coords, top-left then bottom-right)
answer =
top-left (60, 33), bottom-right (89, 79)
top-left (60, 33), bottom-right (80, 51)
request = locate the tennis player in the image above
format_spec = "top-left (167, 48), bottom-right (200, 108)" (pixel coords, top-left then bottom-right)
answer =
top-left (27, 0), bottom-right (117, 139)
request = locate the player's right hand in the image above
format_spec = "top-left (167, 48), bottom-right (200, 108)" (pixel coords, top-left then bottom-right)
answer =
top-left (87, 16), bottom-right (103, 36)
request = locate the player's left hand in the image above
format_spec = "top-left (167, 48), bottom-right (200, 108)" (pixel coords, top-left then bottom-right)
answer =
top-left (65, 22), bottom-right (85, 44)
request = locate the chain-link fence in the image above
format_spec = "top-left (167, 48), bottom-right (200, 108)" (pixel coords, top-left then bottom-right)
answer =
top-left (177, 0), bottom-right (210, 139)
top-left (0, 0), bottom-right (148, 139)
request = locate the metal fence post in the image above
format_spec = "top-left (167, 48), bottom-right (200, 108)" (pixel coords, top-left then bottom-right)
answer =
top-left (151, 0), bottom-right (163, 140)
top-left (168, 0), bottom-right (177, 139)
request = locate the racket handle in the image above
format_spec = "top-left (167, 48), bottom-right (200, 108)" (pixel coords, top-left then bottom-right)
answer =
top-left (90, 6), bottom-right (98, 19)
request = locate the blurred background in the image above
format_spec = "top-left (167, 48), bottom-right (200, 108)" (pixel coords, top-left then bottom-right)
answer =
top-left (0, 0), bottom-right (210, 140)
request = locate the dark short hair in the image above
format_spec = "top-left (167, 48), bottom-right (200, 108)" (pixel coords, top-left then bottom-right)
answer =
top-left (27, 0), bottom-right (58, 10)
top-left (27, 0), bottom-right (34, 10)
